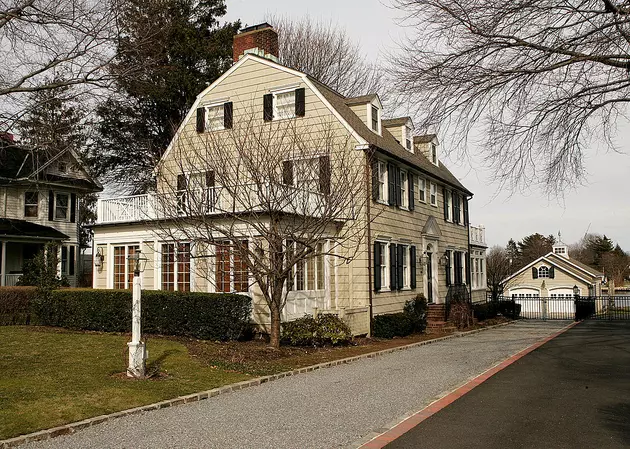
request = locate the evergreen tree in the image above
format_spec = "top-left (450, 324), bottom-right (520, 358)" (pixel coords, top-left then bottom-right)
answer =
top-left (506, 239), bottom-right (519, 265)
top-left (93, 0), bottom-right (240, 193)
top-left (516, 233), bottom-right (555, 267)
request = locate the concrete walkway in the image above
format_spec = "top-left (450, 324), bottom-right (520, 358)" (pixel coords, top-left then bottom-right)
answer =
top-left (23, 321), bottom-right (570, 449)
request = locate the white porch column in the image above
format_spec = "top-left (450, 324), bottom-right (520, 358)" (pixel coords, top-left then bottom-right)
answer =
top-left (0, 241), bottom-right (6, 287)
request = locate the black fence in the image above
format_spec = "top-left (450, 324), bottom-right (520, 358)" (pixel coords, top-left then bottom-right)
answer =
top-left (493, 296), bottom-right (630, 321)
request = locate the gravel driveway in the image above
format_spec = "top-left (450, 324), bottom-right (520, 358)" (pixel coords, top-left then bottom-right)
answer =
top-left (23, 321), bottom-right (570, 449)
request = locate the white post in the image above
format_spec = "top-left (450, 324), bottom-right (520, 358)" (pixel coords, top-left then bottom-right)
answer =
top-left (127, 270), bottom-right (146, 377)
top-left (0, 241), bottom-right (6, 287)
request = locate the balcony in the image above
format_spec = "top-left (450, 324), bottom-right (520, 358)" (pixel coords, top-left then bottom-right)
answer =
top-left (469, 224), bottom-right (486, 247)
top-left (96, 184), bottom-right (333, 225)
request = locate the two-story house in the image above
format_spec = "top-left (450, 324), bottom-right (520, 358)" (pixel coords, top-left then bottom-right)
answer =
top-left (91, 23), bottom-right (477, 334)
top-left (0, 134), bottom-right (102, 286)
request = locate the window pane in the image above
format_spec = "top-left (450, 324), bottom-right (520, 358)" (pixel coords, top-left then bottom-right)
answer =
top-left (295, 158), bottom-right (319, 191)
top-left (233, 241), bottom-right (249, 293)
top-left (55, 193), bottom-right (69, 219)
top-left (215, 242), bottom-right (231, 292)
top-left (307, 257), bottom-right (315, 290)
top-left (114, 246), bottom-right (126, 289)
top-left (161, 244), bottom-right (175, 291)
top-left (206, 105), bottom-right (224, 131)
top-left (316, 243), bottom-right (324, 290)
top-left (24, 192), bottom-right (38, 217)
top-left (178, 243), bottom-right (191, 292)
top-left (275, 91), bottom-right (295, 119)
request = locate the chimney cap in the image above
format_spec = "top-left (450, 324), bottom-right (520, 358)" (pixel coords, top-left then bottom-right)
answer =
top-left (240, 22), bottom-right (274, 34)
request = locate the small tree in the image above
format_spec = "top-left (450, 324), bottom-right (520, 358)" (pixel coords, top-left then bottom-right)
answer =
top-left (17, 243), bottom-right (69, 294)
top-left (601, 246), bottom-right (630, 289)
top-left (154, 113), bottom-right (371, 348)
top-left (486, 246), bottom-right (513, 301)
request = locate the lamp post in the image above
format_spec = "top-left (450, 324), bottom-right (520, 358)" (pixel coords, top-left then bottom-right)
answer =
top-left (573, 284), bottom-right (580, 322)
top-left (127, 250), bottom-right (148, 378)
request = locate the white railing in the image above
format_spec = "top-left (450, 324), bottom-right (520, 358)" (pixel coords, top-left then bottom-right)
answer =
top-left (96, 184), bottom-right (329, 225)
top-left (4, 274), bottom-right (21, 286)
top-left (470, 224), bottom-right (486, 246)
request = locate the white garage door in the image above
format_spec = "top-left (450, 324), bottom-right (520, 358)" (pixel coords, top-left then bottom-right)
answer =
top-left (509, 288), bottom-right (541, 318)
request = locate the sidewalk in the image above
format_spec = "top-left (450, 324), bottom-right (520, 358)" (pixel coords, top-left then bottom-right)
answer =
top-left (23, 321), bottom-right (570, 449)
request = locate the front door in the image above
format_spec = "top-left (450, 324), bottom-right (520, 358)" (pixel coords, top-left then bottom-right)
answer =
top-left (426, 252), bottom-right (433, 303)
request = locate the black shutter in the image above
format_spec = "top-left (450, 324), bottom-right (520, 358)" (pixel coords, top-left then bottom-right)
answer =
top-left (282, 160), bottom-right (294, 185)
top-left (410, 246), bottom-right (417, 289)
top-left (389, 244), bottom-right (397, 290)
top-left (466, 252), bottom-right (471, 285)
top-left (69, 245), bottom-right (75, 276)
top-left (387, 163), bottom-right (396, 206)
top-left (196, 107), bottom-right (205, 133)
top-left (374, 242), bottom-right (381, 291)
top-left (453, 194), bottom-right (460, 224)
top-left (397, 244), bottom-right (404, 290)
top-left (371, 160), bottom-right (379, 201)
top-left (263, 94), bottom-right (273, 121)
top-left (549, 266), bottom-right (555, 279)
top-left (205, 170), bottom-right (215, 187)
top-left (224, 102), bottom-right (233, 129)
top-left (443, 188), bottom-right (448, 220)
top-left (463, 197), bottom-right (469, 225)
top-left (70, 193), bottom-right (76, 223)
top-left (177, 174), bottom-right (187, 191)
top-left (408, 173), bottom-right (415, 211)
top-left (48, 190), bottom-right (54, 221)
top-left (295, 88), bottom-right (305, 117)
top-left (446, 251), bottom-right (451, 286)
top-left (532, 267), bottom-right (538, 279)
top-left (394, 168), bottom-right (402, 207)
top-left (319, 155), bottom-right (331, 195)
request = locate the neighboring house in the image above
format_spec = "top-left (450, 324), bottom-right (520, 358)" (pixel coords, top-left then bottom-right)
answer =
top-left (469, 224), bottom-right (488, 302)
top-left (503, 239), bottom-right (603, 317)
top-left (91, 23), bottom-right (477, 334)
top-left (0, 134), bottom-right (102, 287)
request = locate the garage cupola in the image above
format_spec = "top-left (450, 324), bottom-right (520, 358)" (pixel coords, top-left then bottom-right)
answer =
top-left (553, 232), bottom-right (569, 259)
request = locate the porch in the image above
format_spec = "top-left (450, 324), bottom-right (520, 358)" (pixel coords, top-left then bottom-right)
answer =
top-left (0, 241), bottom-right (44, 286)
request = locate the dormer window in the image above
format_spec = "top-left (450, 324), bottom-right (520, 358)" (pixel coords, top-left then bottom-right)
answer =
top-left (405, 125), bottom-right (413, 151)
top-left (431, 143), bottom-right (438, 165)
top-left (371, 105), bottom-right (379, 132)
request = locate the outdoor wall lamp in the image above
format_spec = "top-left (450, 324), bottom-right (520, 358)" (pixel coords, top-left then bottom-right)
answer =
top-left (94, 248), bottom-right (104, 271)
top-left (573, 285), bottom-right (580, 297)
top-left (438, 252), bottom-right (448, 267)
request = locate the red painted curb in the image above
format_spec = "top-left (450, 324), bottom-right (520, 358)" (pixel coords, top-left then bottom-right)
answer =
top-left (358, 321), bottom-right (581, 449)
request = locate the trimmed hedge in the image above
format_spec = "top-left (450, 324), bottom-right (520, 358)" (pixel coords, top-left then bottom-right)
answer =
top-left (0, 287), bottom-right (38, 325)
top-left (373, 295), bottom-right (428, 339)
top-left (473, 302), bottom-right (498, 321)
top-left (281, 314), bottom-right (352, 346)
top-left (6, 288), bottom-right (252, 341)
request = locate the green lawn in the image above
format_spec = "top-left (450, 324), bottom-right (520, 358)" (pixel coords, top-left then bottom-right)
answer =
top-left (0, 327), bottom-right (250, 440)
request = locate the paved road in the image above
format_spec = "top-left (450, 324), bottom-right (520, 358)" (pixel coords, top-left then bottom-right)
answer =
top-left (23, 321), bottom-right (570, 449)
top-left (386, 320), bottom-right (630, 449)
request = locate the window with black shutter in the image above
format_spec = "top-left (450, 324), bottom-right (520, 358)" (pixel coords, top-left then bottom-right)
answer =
top-left (397, 244), bottom-right (404, 290)
top-left (532, 267), bottom-right (539, 279)
top-left (196, 107), bottom-right (205, 133)
top-left (371, 160), bottom-right (379, 201)
top-left (408, 173), bottom-right (415, 211)
top-left (454, 251), bottom-right (463, 284)
top-left (70, 193), bottom-right (76, 223)
top-left (549, 266), bottom-right (555, 279)
top-left (463, 197), bottom-right (469, 225)
top-left (263, 94), bottom-right (273, 121)
top-left (394, 167), bottom-right (402, 207)
top-left (453, 194), bottom-right (460, 224)
top-left (223, 102), bottom-right (233, 129)
top-left (48, 190), bottom-right (54, 221)
top-left (445, 250), bottom-right (452, 286)
top-left (443, 187), bottom-right (449, 220)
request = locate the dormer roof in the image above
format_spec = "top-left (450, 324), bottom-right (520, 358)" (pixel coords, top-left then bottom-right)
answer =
top-left (382, 117), bottom-right (412, 127)
top-left (414, 134), bottom-right (438, 144)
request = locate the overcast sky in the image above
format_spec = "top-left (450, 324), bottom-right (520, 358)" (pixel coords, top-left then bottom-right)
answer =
top-left (225, 0), bottom-right (630, 250)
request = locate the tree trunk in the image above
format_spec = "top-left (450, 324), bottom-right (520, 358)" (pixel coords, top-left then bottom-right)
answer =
top-left (269, 301), bottom-right (282, 349)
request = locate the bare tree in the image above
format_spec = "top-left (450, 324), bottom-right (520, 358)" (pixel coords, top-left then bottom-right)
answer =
top-left (152, 111), bottom-right (371, 348)
top-left (0, 0), bottom-right (148, 133)
top-left (486, 246), bottom-right (514, 301)
top-left (601, 247), bottom-right (630, 288)
top-left (270, 16), bottom-right (385, 98)
top-left (391, 0), bottom-right (630, 193)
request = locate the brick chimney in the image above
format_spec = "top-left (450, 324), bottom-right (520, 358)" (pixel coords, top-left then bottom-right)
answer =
top-left (233, 23), bottom-right (279, 63)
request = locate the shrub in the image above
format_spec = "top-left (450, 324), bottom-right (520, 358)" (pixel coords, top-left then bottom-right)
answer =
top-left (497, 300), bottom-right (522, 319)
top-left (32, 289), bottom-right (252, 341)
top-left (404, 294), bottom-right (428, 333)
top-left (473, 302), bottom-right (498, 322)
top-left (372, 313), bottom-right (414, 339)
top-left (281, 314), bottom-right (352, 346)
top-left (0, 287), bottom-right (38, 325)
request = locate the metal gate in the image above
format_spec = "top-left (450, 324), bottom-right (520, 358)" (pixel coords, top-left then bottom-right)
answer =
top-left (494, 296), bottom-right (630, 321)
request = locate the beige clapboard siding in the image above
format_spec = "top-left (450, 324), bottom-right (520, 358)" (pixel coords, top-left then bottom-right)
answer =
top-left (508, 261), bottom-right (593, 295)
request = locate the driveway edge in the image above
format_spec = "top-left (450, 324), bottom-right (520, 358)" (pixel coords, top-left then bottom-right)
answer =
top-left (0, 320), bottom-right (516, 448)
top-left (355, 320), bottom-right (581, 449)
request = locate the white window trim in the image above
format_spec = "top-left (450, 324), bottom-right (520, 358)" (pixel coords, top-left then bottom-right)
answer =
top-left (376, 241), bottom-right (390, 292)
top-left (377, 161), bottom-right (388, 204)
top-left (400, 169), bottom-right (408, 209)
top-left (431, 143), bottom-right (438, 166)
top-left (429, 182), bottom-right (438, 207)
top-left (445, 190), bottom-right (452, 221)
top-left (272, 89), bottom-right (297, 121)
top-left (53, 191), bottom-right (71, 222)
top-left (417, 177), bottom-right (427, 203)
top-left (205, 103), bottom-right (225, 131)
top-left (286, 241), bottom-right (326, 293)
top-left (160, 242), bottom-right (192, 292)
top-left (368, 103), bottom-right (381, 135)
top-left (24, 191), bottom-right (39, 218)
top-left (401, 244), bottom-right (411, 290)
top-left (538, 265), bottom-right (550, 278)
top-left (404, 125), bottom-right (413, 151)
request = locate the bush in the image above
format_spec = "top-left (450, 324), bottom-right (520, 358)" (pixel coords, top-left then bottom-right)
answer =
top-left (449, 299), bottom-right (473, 329)
top-left (372, 313), bottom-right (414, 339)
top-left (0, 287), bottom-right (38, 325)
top-left (282, 314), bottom-right (352, 346)
top-left (31, 289), bottom-right (252, 341)
top-left (497, 300), bottom-right (522, 319)
top-left (404, 294), bottom-right (428, 333)
top-left (473, 302), bottom-right (498, 322)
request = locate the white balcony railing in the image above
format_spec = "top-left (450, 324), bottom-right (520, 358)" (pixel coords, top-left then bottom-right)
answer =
top-left (96, 184), bottom-right (330, 225)
top-left (4, 274), bottom-right (21, 286)
top-left (469, 225), bottom-right (486, 247)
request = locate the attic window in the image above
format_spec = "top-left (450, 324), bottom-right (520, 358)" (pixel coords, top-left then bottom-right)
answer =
top-left (371, 105), bottom-right (379, 132)
top-left (58, 161), bottom-right (68, 173)
top-left (431, 143), bottom-right (438, 165)
top-left (405, 125), bottom-right (412, 151)
top-left (538, 266), bottom-right (549, 278)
